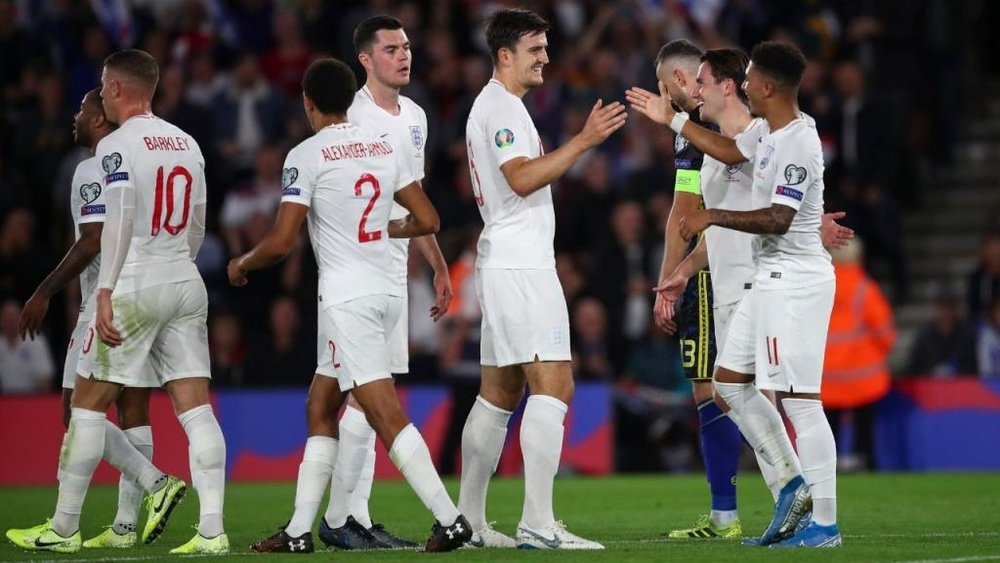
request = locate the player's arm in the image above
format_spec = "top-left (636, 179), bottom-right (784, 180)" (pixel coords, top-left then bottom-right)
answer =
top-left (187, 203), bottom-right (207, 259)
top-left (653, 236), bottom-right (710, 324)
top-left (19, 223), bottom-right (102, 340)
top-left (389, 182), bottom-right (440, 238)
top-left (626, 83), bottom-right (746, 165)
top-left (95, 182), bottom-right (137, 347)
top-left (680, 203), bottom-right (796, 241)
top-left (500, 99), bottom-right (627, 197)
top-left (228, 202), bottom-right (308, 286)
top-left (413, 233), bottom-right (452, 322)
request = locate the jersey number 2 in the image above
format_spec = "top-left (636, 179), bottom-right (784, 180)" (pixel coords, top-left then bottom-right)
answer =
top-left (355, 173), bottom-right (382, 243)
top-left (151, 165), bottom-right (192, 236)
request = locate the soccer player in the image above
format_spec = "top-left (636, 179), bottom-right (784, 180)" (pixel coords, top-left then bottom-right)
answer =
top-left (7, 49), bottom-right (227, 555)
top-left (16, 87), bottom-right (160, 549)
top-left (458, 8), bottom-right (624, 550)
top-left (647, 40), bottom-right (751, 540)
top-left (236, 57), bottom-right (470, 553)
top-left (313, 15), bottom-right (452, 550)
top-left (628, 41), bottom-right (842, 547)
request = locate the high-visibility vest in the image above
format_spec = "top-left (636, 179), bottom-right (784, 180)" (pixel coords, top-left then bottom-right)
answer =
top-left (821, 263), bottom-right (896, 409)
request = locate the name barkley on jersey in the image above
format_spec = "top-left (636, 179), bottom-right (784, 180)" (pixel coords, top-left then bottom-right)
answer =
top-left (320, 139), bottom-right (394, 162)
top-left (142, 135), bottom-right (191, 151)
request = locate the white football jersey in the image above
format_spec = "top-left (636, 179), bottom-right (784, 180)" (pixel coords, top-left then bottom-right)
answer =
top-left (69, 156), bottom-right (106, 322)
top-left (347, 86), bottom-right (428, 286)
top-left (700, 152), bottom-right (755, 307)
top-left (466, 79), bottom-right (555, 270)
top-left (280, 122), bottom-right (415, 307)
top-left (735, 115), bottom-right (834, 288)
top-left (95, 115), bottom-right (207, 294)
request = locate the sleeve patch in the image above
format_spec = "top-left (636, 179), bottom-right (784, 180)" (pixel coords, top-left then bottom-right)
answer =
top-left (81, 204), bottom-right (106, 216)
top-left (783, 164), bottom-right (807, 185)
top-left (104, 172), bottom-right (129, 184)
top-left (282, 167), bottom-right (299, 188)
top-left (80, 183), bottom-right (102, 203)
top-left (775, 186), bottom-right (804, 200)
top-left (282, 187), bottom-right (302, 196)
top-left (494, 128), bottom-right (515, 148)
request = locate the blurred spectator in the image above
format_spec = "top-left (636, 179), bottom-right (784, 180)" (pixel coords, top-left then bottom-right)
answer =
top-left (154, 64), bottom-right (211, 147)
top-left (822, 239), bottom-right (895, 471)
top-left (0, 208), bottom-right (51, 304)
top-left (571, 297), bottom-right (613, 381)
top-left (186, 49), bottom-right (227, 109)
top-left (589, 199), bottom-right (652, 370)
top-left (904, 287), bottom-right (978, 377)
top-left (14, 71), bottom-right (73, 216)
top-left (978, 298), bottom-right (1000, 379)
top-left (210, 51), bottom-right (287, 176)
top-left (0, 299), bottom-right (54, 394)
top-left (243, 295), bottom-right (313, 387)
top-left (220, 144), bottom-right (283, 256)
top-left (260, 11), bottom-right (312, 98)
top-left (208, 310), bottom-right (245, 387)
top-left (967, 231), bottom-right (1000, 321)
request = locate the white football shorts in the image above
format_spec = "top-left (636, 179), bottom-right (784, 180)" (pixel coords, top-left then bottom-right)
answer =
top-left (716, 280), bottom-right (834, 393)
top-left (712, 300), bottom-right (740, 369)
top-left (388, 295), bottom-right (408, 374)
top-left (77, 279), bottom-right (210, 386)
top-left (63, 318), bottom-right (157, 389)
top-left (476, 268), bottom-right (571, 368)
top-left (316, 294), bottom-right (403, 392)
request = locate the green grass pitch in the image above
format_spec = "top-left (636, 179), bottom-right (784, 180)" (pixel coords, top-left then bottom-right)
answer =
top-left (2, 473), bottom-right (999, 561)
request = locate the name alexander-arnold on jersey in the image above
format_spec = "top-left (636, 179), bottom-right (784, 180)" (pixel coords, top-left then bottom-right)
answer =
top-left (321, 140), bottom-right (393, 162)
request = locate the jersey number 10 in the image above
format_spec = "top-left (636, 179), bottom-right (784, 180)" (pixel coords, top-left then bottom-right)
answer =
top-left (151, 165), bottom-right (192, 236)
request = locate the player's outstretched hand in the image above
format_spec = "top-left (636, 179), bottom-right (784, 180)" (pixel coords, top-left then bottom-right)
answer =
top-left (652, 273), bottom-right (687, 334)
top-left (679, 210), bottom-right (710, 242)
top-left (227, 258), bottom-right (248, 287)
top-left (578, 99), bottom-right (627, 149)
top-left (821, 211), bottom-right (855, 250)
top-left (95, 289), bottom-right (122, 347)
top-left (625, 81), bottom-right (676, 126)
top-left (430, 272), bottom-right (453, 322)
top-left (18, 293), bottom-right (49, 341)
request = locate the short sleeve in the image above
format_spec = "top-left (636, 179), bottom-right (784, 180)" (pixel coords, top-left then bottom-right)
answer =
top-left (191, 143), bottom-right (208, 205)
top-left (769, 138), bottom-right (819, 211)
top-left (394, 141), bottom-right (416, 192)
top-left (413, 107), bottom-right (429, 182)
top-left (280, 144), bottom-right (317, 207)
top-left (75, 160), bottom-right (107, 225)
top-left (95, 135), bottom-right (134, 192)
top-left (485, 101), bottom-right (532, 166)
top-left (735, 118), bottom-right (765, 161)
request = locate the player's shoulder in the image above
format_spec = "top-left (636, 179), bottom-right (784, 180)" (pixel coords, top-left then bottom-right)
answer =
top-left (398, 95), bottom-right (427, 119)
top-left (73, 155), bottom-right (101, 177)
top-left (472, 80), bottom-right (522, 115)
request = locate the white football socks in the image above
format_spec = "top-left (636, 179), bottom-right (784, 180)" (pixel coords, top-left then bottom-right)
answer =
top-left (53, 408), bottom-right (106, 537)
top-left (178, 404), bottom-right (227, 538)
top-left (389, 424), bottom-right (459, 526)
top-left (285, 436), bottom-right (337, 538)
top-left (113, 425), bottom-right (153, 533)
top-left (351, 447), bottom-right (377, 529)
top-left (520, 394), bottom-right (567, 530)
top-left (727, 409), bottom-right (782, 501)
top-left (783, 398), bottom-right (837, 526)
top-left (325, 407), bottom-right (373, 528)
top-left (458, 396), bottom-right (512, 530)
top-left (715, 382), bottom-right (800, 489)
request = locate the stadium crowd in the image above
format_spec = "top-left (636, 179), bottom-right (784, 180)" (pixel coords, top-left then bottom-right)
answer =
top-left (0, 0), bottom-right (997, 470)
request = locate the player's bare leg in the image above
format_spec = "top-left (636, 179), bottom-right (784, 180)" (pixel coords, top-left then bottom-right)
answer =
top-left (458, 365), bottom-right (522, 547)
top-left (351, 378), bottom-right (470, 552)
